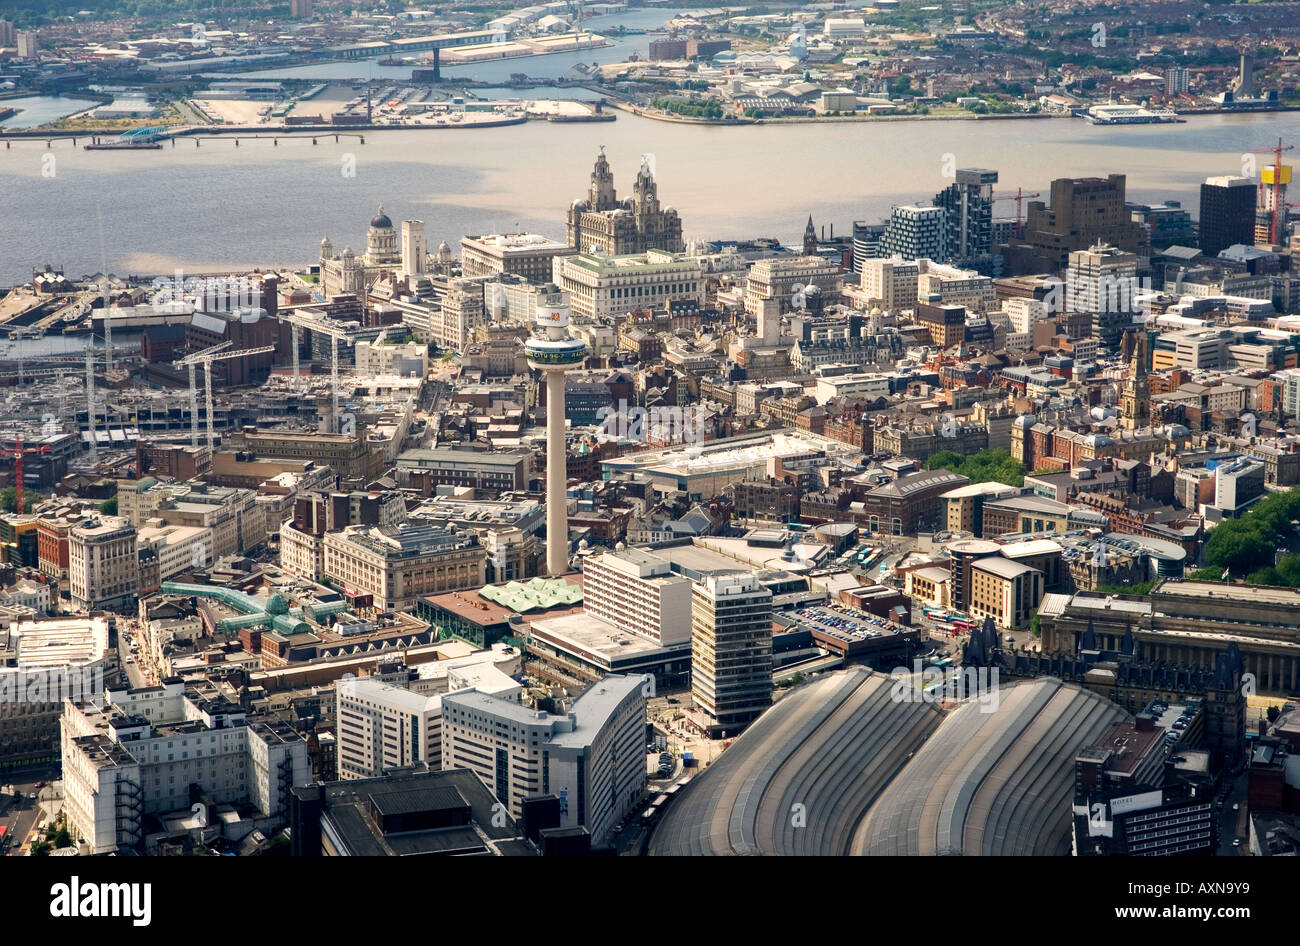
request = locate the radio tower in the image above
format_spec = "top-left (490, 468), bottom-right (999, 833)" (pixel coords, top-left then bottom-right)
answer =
top-left (524, 301), bottom-right (586, 575)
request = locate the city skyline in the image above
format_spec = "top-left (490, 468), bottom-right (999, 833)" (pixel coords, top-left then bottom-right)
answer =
top-left (0, 7), bottom-right (1296, 913)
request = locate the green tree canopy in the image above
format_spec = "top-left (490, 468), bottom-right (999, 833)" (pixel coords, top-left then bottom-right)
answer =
top-left (925, 448), bottom-right (1025, 487)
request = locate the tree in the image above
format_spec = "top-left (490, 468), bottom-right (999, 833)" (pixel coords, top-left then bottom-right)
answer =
top-left (54, 826), bottom-right (72, 848)
top-left (1030, 613), bottom-right (1041, 638)
top-left (925, 448), bottom-right (1025, 487)
top-left (0, 487), bottom-right (41, 514)
top-left (99, 496), bottom-right (118, 515)
top-left (1205, 517), bottom-right (1273, 576)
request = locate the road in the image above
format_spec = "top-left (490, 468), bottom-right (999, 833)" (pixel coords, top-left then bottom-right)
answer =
top-left (2, 762), bottom-right (60, 855)
top-left (1216, 764), bottom-right (1252, 855)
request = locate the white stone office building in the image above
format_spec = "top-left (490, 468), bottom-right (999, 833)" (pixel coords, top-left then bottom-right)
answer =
top-left (61, 680), bottom-right (311, 854)
top-left (555, 249), bottom-right (702, 320)
top-left (335, 676), bottom-right (445, 779)
top-left (69, 516), bottom-right (139, 613)
top-left (581, 547), bottom-right (693, 646)
top-left (441, 674), bottom-right (649, 846)
top-left (859, 256), bottom-right (920, 312)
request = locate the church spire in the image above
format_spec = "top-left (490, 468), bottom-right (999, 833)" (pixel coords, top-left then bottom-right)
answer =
top-left (803, 214), bottom-right (817, 255)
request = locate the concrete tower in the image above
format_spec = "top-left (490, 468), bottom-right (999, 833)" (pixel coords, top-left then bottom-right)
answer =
top-left (401, 220), bottom-right (427, 278)
top-left (525, 301), bottom-right (587, 576)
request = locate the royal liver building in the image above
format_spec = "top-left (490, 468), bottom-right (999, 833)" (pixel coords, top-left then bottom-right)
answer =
top-left (566, 150), bottom-right (685, 256)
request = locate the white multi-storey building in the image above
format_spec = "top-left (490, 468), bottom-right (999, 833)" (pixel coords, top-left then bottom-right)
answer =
top-left (744, 254), bottom-right (844, 318)
top-left (61, 680), bottom-right (311, 854)
top-left (0, 616), bottom-right (113, 767)
top-left (461, 233), bottom-right (576, 283)
top-left (1004, 297), bottom-right (1049, 335)
top-left (136, 524), bottom-right (214, 580)
top-left (279, 520), bottom-right (325, 580)
top-left (441, 673), bottom-right (648, 846)
top-left (69, 517), bottom-right (138, 612)
top-left (580, 548), bottom-right (693, 646)
top-left (1066, 242), bottom-right (1140, 349)
top-left (335, 676), bottom-right (445, 780)
top-left (859, 256), bottom-right (919, 312)
top-left (335, 660), bottom-right (522, 779)
top-left (555, 249), bottom-right (703, 320)
top-left (916, 259), bottom-right (996, 313)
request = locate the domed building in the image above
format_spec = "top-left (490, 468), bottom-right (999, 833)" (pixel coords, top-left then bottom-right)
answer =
top-left (319, 205), bottom-right (425, 298)
top-left (364, 205), bottom-right (399, 265)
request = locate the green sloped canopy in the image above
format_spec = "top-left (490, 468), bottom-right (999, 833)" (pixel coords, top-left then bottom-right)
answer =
top-left (480, 577), bottom-right (583, 613)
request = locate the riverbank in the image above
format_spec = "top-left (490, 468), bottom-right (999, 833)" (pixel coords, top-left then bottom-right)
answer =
top-left (602, 96), bottom-right (1059, 126)
top-left (0, 112), bottom-right (533, 141)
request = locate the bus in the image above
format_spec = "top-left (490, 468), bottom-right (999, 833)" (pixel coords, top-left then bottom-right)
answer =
top-left (952, 619), bottom-right (976, 633)
top-left (924, 609), bottom-right (949, 622)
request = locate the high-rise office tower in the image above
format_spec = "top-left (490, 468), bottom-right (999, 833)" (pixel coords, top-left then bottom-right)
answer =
top-left (933, 168), bottom-right (998, 268)
top-left (524, 301), bottom-right (586, 575)
top-left (851, 220), bottom-right (886, 271)
top-left (691, 572), bottom-right (773, 738)
top-left (1199, 176), bottom-right (1256, 256)
top-left (1011, 175), bottom-right (1150, 274)
top-left (1066, 243), bottom-right (1139, 351)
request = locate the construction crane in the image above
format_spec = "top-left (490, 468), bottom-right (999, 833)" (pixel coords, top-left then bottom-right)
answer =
top-left (1246, 137), bottom-right (1294, 245)
top-left (992, 188), bottom-right (1041, 240)
top-left (281, 311), bottom-right (355, 433)
top-left (174, 341), bottom-right (276, 450)
top-left (176, 340), bottom-right (229, 447)
top-left (0, 435), bottom-right (51, 514)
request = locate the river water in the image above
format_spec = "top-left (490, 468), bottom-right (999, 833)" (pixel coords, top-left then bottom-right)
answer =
top-left (1, 6), bottom-right (1297, 286)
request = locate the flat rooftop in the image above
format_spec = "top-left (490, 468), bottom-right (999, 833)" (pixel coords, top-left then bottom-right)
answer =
top-left (1154, 580), bottom-right (1300, 607)
top-left (422, 588), bottom-right (515, 626)
top-left (529, 611), bottom-right (687, 666)
top-left (603, 430), bottom-right (860, 479)
top-left (10, 617), bottom-right (111, 668)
